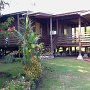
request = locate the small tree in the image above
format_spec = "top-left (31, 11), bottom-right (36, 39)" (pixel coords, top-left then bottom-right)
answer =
top-left (0, 0), bottom-right (9, 15)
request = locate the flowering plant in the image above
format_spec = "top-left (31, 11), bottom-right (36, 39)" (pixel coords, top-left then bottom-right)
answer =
top-left (3, 76), bottom-right (31, 90)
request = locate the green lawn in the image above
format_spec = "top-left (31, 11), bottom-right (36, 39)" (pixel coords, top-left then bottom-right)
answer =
top-left (1, 58), bottom-right (90, 90)
top-left (37, 57), bottom-right (90, 90)
top-left (0, 62), bottom-right (23, 88)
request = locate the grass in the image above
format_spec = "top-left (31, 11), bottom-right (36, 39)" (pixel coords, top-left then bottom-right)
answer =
top-left (1, 57), bottom-right (90, 90)
top-left (0, 62), bottom-right (23, 88)
top-left (37, 57), bottom-right (90, 90)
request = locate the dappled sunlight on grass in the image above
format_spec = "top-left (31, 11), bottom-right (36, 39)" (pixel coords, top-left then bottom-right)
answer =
top-left (76, 66), bottom-right (85, 69)
top-left (78, 69), bottom-right (88, 73)
top-left (38, 57), bottom-right (90, 90)
top-left (49, 62), bottom-right (66, 67)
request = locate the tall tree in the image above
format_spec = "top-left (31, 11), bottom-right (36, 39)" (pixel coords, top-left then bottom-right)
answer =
top-left (0, 0), bottom-right (9, 15)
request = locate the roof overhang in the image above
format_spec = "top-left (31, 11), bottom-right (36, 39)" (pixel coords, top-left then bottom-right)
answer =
top-left (1, 10), bottom-right (90, 26)
top-left (28, 12), bottom-right (53, 18)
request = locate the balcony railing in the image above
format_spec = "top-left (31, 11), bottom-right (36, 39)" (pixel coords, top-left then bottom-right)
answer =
top-left (54, 34), bottom-right (90, 47)
top-left (80, 34), bottom-right (90, 42)
top-left (0, 33), bottom-right (90, 48)
top-left (0, 33), bottom-right (21, 47)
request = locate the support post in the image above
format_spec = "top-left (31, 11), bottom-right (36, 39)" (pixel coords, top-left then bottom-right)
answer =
top-left (74, 27), bottom-right (76, 40)
top-left (74, 28), bottom-right (77, 54)
top-left (56, 19), bottom-right (58, 34)
top-left (50, 17), bottom-right (54, 57)
top-left (17, 14), bottom-right (20, 31)
top-left (75, 47), bottom-right (76, 54)
top-left (69, 47), bottom-right (72, 55)
top-left (77, 17), bottom-right (83, 60)
top-left (84, 23), bottom-right (87, 53)
top-left (84, 23), bottom-right (87, 33)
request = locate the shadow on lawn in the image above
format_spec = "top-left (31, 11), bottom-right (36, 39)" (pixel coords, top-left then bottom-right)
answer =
top-left (0, 72), bottom-right (12, 78)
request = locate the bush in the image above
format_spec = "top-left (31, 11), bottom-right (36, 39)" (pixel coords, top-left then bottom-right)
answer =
top-left (23, 56), bottom-right (42, 80)
top-left (3, 76), bottom-right (31, 90)
top-left (4, 54), bottom-right (15, 63)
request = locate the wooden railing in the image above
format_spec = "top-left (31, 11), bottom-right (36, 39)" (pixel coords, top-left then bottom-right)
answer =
top-left (56, 35), bottom-right (78, 44)
top-left (38, 34), bottom-right (90, 49)
top-left (53, 34), bottom-right (90, 47)
top-left (0, 34), bottom-right (21, 47)
top-left (1, 33), bottom-right (90, 48)
top-left (80, 34), bottom-right (90, 42)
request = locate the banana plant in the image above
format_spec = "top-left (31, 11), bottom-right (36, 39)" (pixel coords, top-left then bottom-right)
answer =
top-left (14, 15), bottom-right (43, 79)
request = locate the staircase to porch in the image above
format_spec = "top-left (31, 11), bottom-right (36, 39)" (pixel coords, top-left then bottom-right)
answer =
top-left (38, 36), bottom-right (51, 52)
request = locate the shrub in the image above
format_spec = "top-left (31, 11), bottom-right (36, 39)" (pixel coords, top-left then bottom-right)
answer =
top-left (3, 76), bottom-right (31, 90)
top-left (4, 54), bottom-right (15, 63)
top-left (23, 56), bottom-right (42, 80)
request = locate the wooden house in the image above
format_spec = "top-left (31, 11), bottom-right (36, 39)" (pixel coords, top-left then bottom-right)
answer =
top-left (1, 10), bottom-right (90, 58)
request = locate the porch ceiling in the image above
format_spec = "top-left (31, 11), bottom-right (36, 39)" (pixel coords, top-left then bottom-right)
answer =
top-left (55, 10), bottom-right (90, 27)
top-left (55, 14), bottom-right (80, 27)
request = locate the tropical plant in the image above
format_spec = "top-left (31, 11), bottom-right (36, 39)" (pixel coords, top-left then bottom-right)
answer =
top-left (14, 15), bottom-right (43, 80)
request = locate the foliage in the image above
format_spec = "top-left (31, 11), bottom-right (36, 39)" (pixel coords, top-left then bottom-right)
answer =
top-left (14, 16), bottom-right (43, 80)
top-left (85, 27), bottom-right (90, 34)
top-left (3, 76), bottom-right (31, 90)
top-left (0, 17), bottom-right (14, 31)
top-left (24, 55), bottom-right (42, 80)
top-left (0, 17), bottom-right (15, 43)
top-left (0, 0), bottom-right (9, 15)
top-left (0, 15), bottom-right (43, 89)
top-left (3, 54), bottom-right (15, 63)
top-left (2, 55), bottom-right (22, 63)
top-left (0, 63), bottom-right (23, 88)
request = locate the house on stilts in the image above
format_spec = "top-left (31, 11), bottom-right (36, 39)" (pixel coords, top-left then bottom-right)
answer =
top-left (0, 10), bottom-right (90, 59)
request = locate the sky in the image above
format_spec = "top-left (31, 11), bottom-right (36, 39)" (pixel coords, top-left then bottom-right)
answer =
top-left (1, 0), bottom-right (90, 15)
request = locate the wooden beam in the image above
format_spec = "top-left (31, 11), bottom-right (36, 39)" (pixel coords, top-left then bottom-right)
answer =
top-left (79, 17), bottom-right (81, 54)
top-left (84, 23), bottom-right (87, 33)
top-left (50, 17), bottom-right (53, 53)
top-left (17, 14), bottom-right (20, 31)
top-left (77, 17), bottom-right (83, 60)
top-left (56, 19), bottom-right (58, 34)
